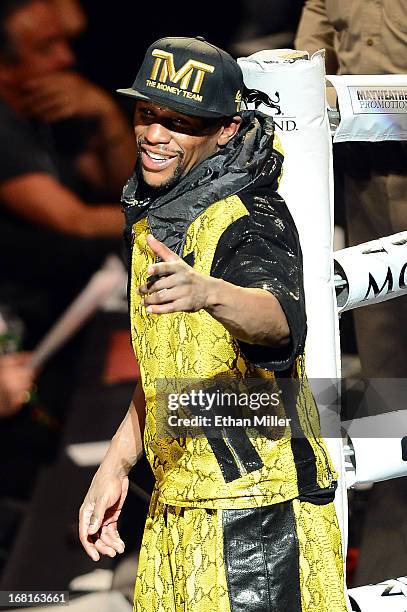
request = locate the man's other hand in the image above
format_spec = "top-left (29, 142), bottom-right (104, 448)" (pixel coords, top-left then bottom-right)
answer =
top-left (79, 471), bottom-right (128, 562)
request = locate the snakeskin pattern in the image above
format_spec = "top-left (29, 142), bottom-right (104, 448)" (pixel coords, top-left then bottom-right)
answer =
top-left (293, 498), bottom-right (347, 611)
top-left (134, 490), bottom-right (231, 612)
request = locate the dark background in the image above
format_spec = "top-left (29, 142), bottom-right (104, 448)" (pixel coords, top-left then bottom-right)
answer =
top-left (75, 2), bottom-right (243, 92)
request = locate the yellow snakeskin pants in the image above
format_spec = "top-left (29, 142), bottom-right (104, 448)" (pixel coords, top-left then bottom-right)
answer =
top-left (133, 491), bottom-right (348, 612)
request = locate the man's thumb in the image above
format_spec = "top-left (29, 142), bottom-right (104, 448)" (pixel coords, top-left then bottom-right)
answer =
top-left (146, 234), bottom-right (178, 262)
top-left (88, 510), bottom-right (101, 535)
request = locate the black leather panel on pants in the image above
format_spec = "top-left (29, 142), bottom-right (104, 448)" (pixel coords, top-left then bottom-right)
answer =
top-left (222, 502), bottom-right (302, 612)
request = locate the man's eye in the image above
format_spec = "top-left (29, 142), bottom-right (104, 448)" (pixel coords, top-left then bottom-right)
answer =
top-left (136, 109), bottom-right (156, 124)
top-left (172, 118), bottom-right (188, 128)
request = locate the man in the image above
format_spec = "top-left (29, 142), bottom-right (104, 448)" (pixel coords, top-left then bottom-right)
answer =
top-left (79, 37), bottom-right (347, 611)
top-left (296, 1), bottom-right (407, 585)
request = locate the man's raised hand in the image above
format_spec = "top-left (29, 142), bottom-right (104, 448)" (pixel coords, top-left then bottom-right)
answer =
top-left (138, 234), bottom-right (218, 314)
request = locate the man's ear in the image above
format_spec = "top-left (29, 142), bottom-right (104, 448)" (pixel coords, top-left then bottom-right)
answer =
top-left (217, 115), bottom-right (242, 146)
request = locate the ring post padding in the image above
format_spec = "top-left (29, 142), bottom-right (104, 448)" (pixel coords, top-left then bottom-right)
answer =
top-left (238, 50), bottom-right (349, 605)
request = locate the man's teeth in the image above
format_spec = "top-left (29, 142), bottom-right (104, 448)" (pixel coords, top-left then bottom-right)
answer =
top-left (146, 151), bottom-right (169, 161)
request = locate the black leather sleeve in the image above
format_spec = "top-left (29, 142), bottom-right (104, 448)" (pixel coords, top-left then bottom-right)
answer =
top-left (211, 183), bottom-right (307, 371)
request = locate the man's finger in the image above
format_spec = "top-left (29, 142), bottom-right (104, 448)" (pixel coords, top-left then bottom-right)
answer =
top-left (88, 514), bottom-right (101, 535)
top-left (93, 536), bottom-right (117, 558)
top-left (143, 287), bottom-right (180, 307)
top-left (146, 234), bottom-right (179, 262)
top-left (79, 503), bottom-right (100, 561)
top-left (144, 262), bottom-right (181, 282)
top-left (100, 524), bottom-right (125, 554)
top-left (107, 522), bottom-right (125, 549)
top-left (139, 272), bottom-right (182, 296)
top-left (144, 298), bottom-right (188, 315)
top-left (79, 502), bottom-right (93, 541)
top-left (87, 497), bottom-right (107, 535)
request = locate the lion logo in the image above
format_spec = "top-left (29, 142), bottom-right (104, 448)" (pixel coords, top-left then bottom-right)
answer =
top-left (242, 87), bottom-right (282, 115)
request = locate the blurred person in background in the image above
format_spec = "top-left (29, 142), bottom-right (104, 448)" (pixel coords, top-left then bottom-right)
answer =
top-left (0, 0), bottom-right (135, 239)
top-left (0, 349), bottom-right (34, 570)
top-left (0, 303), bottom-right (33, 419)
top-left (51, 0), bottom-right (87, 39)
top-left (296, 0), bottom-right (407, 586)
top-left (0, 336), bottom-right (53, 576)
top-left (0, 0), bottom-right (137, 384)
top-left (296, 1), bottom-right (407, 382)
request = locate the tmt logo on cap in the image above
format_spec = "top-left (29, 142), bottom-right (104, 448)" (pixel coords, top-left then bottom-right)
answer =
top-left (235, 90), bottom-right (242, 112)
top-left (117, 36), bottom-right (245, 118)
top-left (149, 49), bottom-right (215, 96)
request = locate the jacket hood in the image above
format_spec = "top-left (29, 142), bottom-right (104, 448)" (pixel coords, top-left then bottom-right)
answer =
top-left (122, 111), bottom-right (282, 256)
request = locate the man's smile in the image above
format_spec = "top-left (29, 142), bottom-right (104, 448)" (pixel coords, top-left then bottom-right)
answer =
top-left (140, 145), bottom-right (180, 172)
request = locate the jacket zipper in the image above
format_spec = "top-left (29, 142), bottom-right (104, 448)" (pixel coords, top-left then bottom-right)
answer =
top-left (222, 429), bottom-right (248, 477)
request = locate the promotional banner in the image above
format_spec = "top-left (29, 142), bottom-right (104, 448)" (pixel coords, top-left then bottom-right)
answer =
top-left (238, 50), bottom-right (348, 568)
top-left (328, 74), bottom-right (407, 143)
top-left (334, 232), bottom-right (407, 313)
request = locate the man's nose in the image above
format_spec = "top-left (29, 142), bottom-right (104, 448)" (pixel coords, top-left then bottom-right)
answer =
top-left (144, 122), bottom-right (172, 145)
top-left (53, 41), bottom-right (75, 70)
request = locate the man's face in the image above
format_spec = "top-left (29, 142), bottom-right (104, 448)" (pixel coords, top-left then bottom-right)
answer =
top-left (0, 0), bottom-right (74, 91)
top-left (133, 101), bottom-right (237, 191)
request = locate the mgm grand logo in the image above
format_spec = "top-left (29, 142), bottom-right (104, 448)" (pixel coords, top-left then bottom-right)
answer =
top-left (242, 87), bottom-right (297, 131)
top-left (145, 49), bottom-right (215, 102)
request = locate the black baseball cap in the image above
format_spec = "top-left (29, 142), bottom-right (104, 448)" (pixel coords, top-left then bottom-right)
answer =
top-left (117, 36), bottom-right (244, 118)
